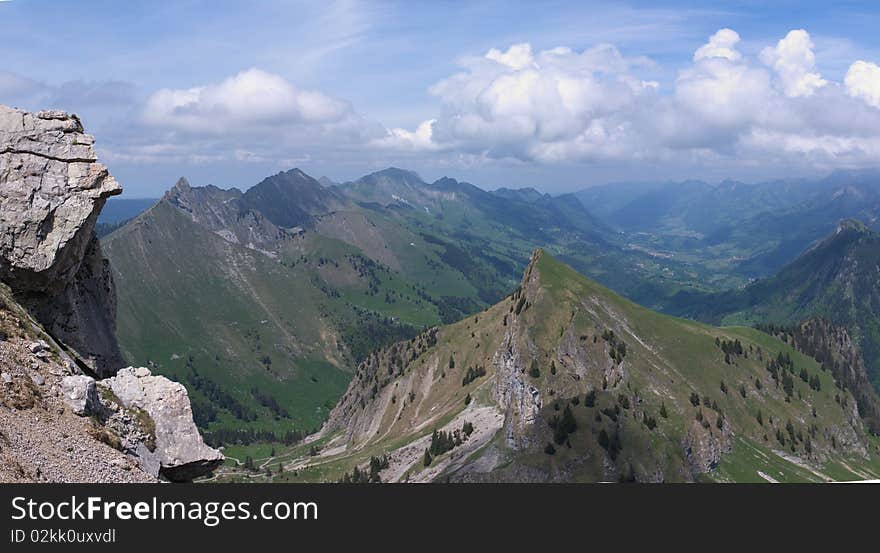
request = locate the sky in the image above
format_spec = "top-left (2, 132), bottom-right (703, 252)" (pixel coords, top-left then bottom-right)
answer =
top-left (3, 1), bottom-right (880, 196)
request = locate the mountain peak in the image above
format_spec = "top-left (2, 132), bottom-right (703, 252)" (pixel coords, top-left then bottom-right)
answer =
top-left (836, 218), bottom-right (870, 235)
top-left (358, 167), bottom-right (426, 187)
top-left (242, 167), bottom-right (346, 228)
top-left (162, 177), bottom-right (194, 202)
top-left (174, 176), bottom-right (191, 190)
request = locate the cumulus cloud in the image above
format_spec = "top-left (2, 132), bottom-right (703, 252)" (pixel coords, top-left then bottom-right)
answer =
top-left (760, 30), bottom-right (827, 97)
top-left (693, 28), bottom-right (742, 62)
top-left (128, 68), bottom-right (391, 166)
top-left (485, 43), bottom-right (536, 70)
top-left (28, 27), bottom-right (880, 175)
top-left (143, 68), bottom-right (351, 132)
top-left (407, 42), bottom-right (656, 162)
top-left (845, 60), bottom-right (880, 108)
top-left (388, 28), bottom-right (880, 171)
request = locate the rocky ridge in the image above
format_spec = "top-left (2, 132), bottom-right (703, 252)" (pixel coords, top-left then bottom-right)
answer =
top-left (305, 250), bottom-right (874, 482)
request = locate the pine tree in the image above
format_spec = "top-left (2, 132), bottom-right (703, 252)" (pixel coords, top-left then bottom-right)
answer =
top-left (584, 389), bottom-right (596, 408)
top-left (423, 448), bottom-right (432, 467)
top-left (528, 360), bottom-right (541, 378)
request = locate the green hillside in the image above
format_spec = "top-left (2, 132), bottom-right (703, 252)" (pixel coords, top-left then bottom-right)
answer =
top-left (104, 200), bottom-right (447, 442)
top-left (666, 220), bottom-right (880, 392)
top-left (103, 174), bottom-right (517, 444)
top-left (243, 251), bottom-right (879, 483)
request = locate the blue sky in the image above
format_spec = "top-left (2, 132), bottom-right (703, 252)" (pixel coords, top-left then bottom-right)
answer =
top-left (3, 1), bottom-right (880, 196)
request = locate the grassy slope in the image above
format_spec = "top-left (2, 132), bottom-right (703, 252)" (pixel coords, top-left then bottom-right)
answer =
top-left (262, 251), bottom-right (875, 483)
top-left (104, 199), bottom-right (500, 438)
top-left (105, 202), bottom-right (353, 433)
top-left (666, 223), bottom-right (880, 391)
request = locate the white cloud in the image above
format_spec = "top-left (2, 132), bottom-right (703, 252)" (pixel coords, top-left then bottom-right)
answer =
top-left (485, 43), bottom-right (535, 70)
top-left (56, 27), bottom-right (880, 174)
top-left (387, 28), bottom-right (880, 171)
top-left (374, 119), bottom-right (438, 151)
top-left (693, 29), bottom-right (742, 62)
top-left (143, 68), bottom-right (351, 133)
top-left (760, 30), bottom-right (827, 97)
top-left (845, 60), bottom-right (880, 108)
top-left (411, 41), bottom-right (653, 162)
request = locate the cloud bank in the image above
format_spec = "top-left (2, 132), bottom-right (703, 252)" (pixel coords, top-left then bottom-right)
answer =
top-left (388, 28), bottom-right (880, 170)
top-left (23, 27), bottom-right (880, 175)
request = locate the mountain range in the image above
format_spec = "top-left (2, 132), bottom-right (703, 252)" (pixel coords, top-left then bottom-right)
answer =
top-left (103, 166), bottom-right (707, 444)
top-left (100, 164), bottom-right (880, 481)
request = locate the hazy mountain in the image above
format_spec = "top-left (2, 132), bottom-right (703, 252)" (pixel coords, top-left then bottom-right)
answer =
top-left (490, 187), bottom-right (547, 203)
top-left (575, 170), bottom-right (880, 286)
top-left (95, 197), bottom-right (158, 237)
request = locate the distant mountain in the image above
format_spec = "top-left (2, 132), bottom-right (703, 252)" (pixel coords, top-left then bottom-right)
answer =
top-left (99, 197), bottom-right (158, 224)
top-left (162, 177), bottom-right (291, 253)
top-left (106, 166), bottom-right (806, 452)
top-left (666, 220), bottom-right (880, 396)
top-left (578, 178), bottom-right (818, 236)
top-left (491, 187), bottom-right (547, 203)
top-left (241, 168), bottom-right (351, 229)
top-left (334, 167), bottom-right (694, 307)
top-left (105, 201), bottom-right (357, 436)
top-left (575, 170), bottom-right (880, 286)
top-left (285, 251), bottom-right (877, 483)
top-left (338, 167), bottom-right (434, 210)
top-left (95, 197), bottom-right (157, 237)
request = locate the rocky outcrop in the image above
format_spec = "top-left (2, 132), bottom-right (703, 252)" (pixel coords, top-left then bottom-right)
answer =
top-left (60, 374), bottom-right (99, 416)
top-left (0, 105), bottom-right (122, 375)
top-left (0, 104), bottom-right (222, 482)
top-left (100, 367), bottom-right (223, 481)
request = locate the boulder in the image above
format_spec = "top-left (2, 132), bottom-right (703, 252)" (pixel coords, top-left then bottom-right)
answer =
top-left (100, 367), bottom-right (223, 481)
top-left (60, 374), bottom-right (99, 416)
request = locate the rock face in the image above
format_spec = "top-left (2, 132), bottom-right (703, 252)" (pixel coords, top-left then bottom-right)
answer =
top-left (0, 105), bottom-right (122, 375)
top-left (101, 367), bottom-right (223, 481)
top-left (0, 104), bottom-right (222, 482)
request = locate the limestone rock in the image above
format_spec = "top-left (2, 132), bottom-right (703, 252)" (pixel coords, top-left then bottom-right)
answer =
top-left (60, 374), bottom-right (99, 416)
top-left (100, 367), bottom-right (223, 481)
top-left (0, 105), bottom-right (122, 375)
